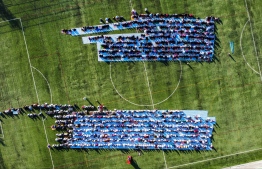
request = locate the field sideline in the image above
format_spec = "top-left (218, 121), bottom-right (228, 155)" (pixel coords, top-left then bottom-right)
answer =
top-left (0, 0), bottom-right (262, 169)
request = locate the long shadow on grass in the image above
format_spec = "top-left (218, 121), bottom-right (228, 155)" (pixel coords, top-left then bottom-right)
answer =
top-left (4, 0), bottom-right (41, 8)
top-left (20, 5), bottom-right (82, 27)
top-left (9, 0), bottom-right (72, 15)
top-left (0, 0), bottom-right (21, 29)
top-left (85, 98), bottom-right (96, 108)
top-left (0, 151), bottom-right (6, 169)
top-left (212, 147), bottom-right (218, 152)
top-left (0, 138), bottom-right (5, 146)
top-left (131, 158), bottom-right (141, 169)
top-left (0, 9), bottom-right (82, 34)
top-left (212, 55), bottom-right (220, 63)
top-left (160, 61), bottom-right (169, 66)
top-left (185, 62), bottom-right (194, 70)
top-left (0, 113), bottom-right (6, 119)
top-left (228, 55), bottom-right (236, 62)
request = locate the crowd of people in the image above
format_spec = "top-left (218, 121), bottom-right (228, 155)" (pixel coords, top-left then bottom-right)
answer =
top-left (0, 102), bottom-right (216, 151)
top-left (56, 109), bottom-right (216, 150)
top-left (61, 9), bottom-right (219, 62)
top-left (0, 103), bottom-right (96, 118)
top-left (101, 14), bottom-right (216, 62)
top-left (80, 24), bottom-right (111, 34)
top-left (97, 29), bottom-right (214, 62)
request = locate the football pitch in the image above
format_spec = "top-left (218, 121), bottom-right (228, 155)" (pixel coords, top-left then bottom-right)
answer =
top-left (0, 0), bottom-right (262, 169)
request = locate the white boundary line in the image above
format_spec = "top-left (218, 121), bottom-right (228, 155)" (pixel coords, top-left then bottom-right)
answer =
top-left (162, 151), bottom-right (168, 169)
top-left (0, 121), bottom-right (4, 139)
top-left (129, 0), bottom-right (133, 10)
top-left (19, 18), bottom-right (55, 169)
top-left (244, 0), bottom-right (262, 81)
top-left (168, 147), bottom-right (262, 169)
top-left (142, 61), bottom-right (154, 109)
top-left (41, 116), bottom-right (54, 161)
top-left (223, 160), bottom-right (262, 169)
top-left (239, 20), bottom-right (260, 75)
top-left (0, 18), bottom-right (20, 24)
top-left (19, 18), bottom-right (40, 104)
top-left (31, 66), bottom-right (53, 104)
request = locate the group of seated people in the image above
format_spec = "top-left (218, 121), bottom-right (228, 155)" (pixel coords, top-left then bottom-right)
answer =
top-left (50, 108), bottom-right (78, 131)
top-left (0, 103), bottom-right (44, 116)
top-left (51, 109), bottom-right (79, 147)
top-left (100, 14), bottom-right (215, 62)
top-left (97, 29), bottom-right (214, 62)
top-left (81, 24), bottom-right (111, 33)
top-left (61, 29), bottom-right (77, 35)
top-left (113, 17), bottom-right (216, 30)
top-left (62, 10), bottom-right (220, 36)
top-left (23, 103), bottom-right (76, 111)
top-left (1, 108), bottom-right (20, 115)
top-left (61, 10), bottom-right (218, 62)
top-left (88, 35), bottom-right (113, 43)
top-left (54, 109), bottom-right (216, 150)
top-left (81, 105), bottom-right (96, 111)
top-left (27, 112), bottom-right (43, 119)
top-left (0, 103), bottom-right (97, 119)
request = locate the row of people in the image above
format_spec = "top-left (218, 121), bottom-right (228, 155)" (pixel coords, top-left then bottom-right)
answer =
top-left (96, 16), bottom-right (215, 61)
top-left (62, 10), bottom-right (219, 36)
top-left (65, 110), bottom-right (214, 150)
top-left (114, 19), bottom-right (215, 30)
top-left (70, 142), bottom-right (212, 150)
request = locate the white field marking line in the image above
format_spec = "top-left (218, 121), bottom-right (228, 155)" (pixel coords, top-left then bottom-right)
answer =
top-left (129, 0), bottom-right (184, 107)
top-left (19, 18), bottom-right (40, 104)
top-left (142, 62), bottom-right (154, 109)
top-left (41, 117), bottom-right (54, 168)
top-left (223, 161), bottom-right (262, 169)
top-left (0, 121), bottom-right (4, 139)
top-left (168, 147), bottom-right (262, 169)
top-left (19, 18), bottom-right (55, 169)
top-left (162, 151), bottom-right (168, 169)
top-left (155, 60), bottom-right (182, 106)
top-left (244, 0), bottom-right (262, 81)
top-left (240, 20), bottom-right (260, 75)
top-left (31, 66), bottom-right (53, 104)
top-left (109, 61), bottom-right (182, 106)
top-left (129, 0), bottom-right (133, 10)
top-left (133, 10), bottom-right (155, 108)
top-left (0, 18), bottom-right (20, 24)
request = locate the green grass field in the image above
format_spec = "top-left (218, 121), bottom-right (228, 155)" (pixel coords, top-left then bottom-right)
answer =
top-left (0, 0), bottom-right (262, 169)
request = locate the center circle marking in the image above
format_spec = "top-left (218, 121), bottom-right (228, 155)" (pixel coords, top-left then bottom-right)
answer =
top-left (109, 61), bottom-right (183, 107)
